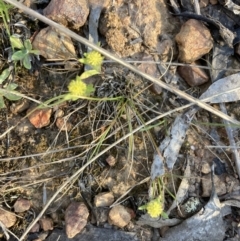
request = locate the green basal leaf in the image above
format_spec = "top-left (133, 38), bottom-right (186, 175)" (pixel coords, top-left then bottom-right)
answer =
top-left (0, 68), bottom-right (10, 84)
top-left (12, 50), bottom-right (26, 61)
top-left (80, 70), bottom-right (99, 80)
top-left (78, 58), bottom-right (86, 65)
top-left (23, 56), bottom-right (31, 69)
top-left (0, 96), bottom-right (5, 109)
top-left (10, 35), bottom-right (24, 49)
top-left (7, 83), bottom-right (18, 90)
top-left (138, 204), bottom-right (147, 211)
top-left (4, 92), bottom-right (21, 101)
top-left (161, 212), bottom-right (169, 219)
top-left (30, 49), bottom-right (40, 55)
top-left (24, 39), bottom-right (32, 51)
top-left (4, 84), bottom-right (21, 101)
top-left (85, 84), bottom-right (95, 96)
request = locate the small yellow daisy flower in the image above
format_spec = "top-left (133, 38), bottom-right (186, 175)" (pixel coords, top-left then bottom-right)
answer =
top-left (146, 198), bottom-right (163, 218)
top-left (80, 51), bottom-right (104, 71)
top-left (68, 78), bottom-right (87, 96)
top-left (139, 197), bottom-right (163, 218)
top-left (66, 76), bottom-right (95, 101)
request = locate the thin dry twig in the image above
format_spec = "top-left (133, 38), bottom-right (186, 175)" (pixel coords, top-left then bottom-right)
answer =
top-left (207, 145), bottom-right (240, 149)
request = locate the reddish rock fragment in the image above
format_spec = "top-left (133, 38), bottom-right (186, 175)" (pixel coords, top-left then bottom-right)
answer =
top-left (27, 108), bottom-right (52, 128)
top-left (14, 198), bottom-right (31, 213)
top-left (0, 209), bottom-right (16, 228)
top-left (176, 19), bottom-right (213, 63)
top-left (43, 0), bottom-right (89, 30)
top-left (65, 202), bottom-right (89, 238)
top-left (39, 217), bottom-right (54, 231)
top-left (94, 192), bottom-right (114, 207)
top-left (108, 205), bottom-right (131, 228)
top-left (178, 61), bottom-right (209, 86)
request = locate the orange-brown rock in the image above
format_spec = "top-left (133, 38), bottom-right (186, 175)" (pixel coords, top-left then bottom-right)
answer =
top-left (176, 19), bottom-right (213, 63)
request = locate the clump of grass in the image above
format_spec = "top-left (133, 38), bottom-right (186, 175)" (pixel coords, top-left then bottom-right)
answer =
top-left (139, 177), bottom-right (169, 218)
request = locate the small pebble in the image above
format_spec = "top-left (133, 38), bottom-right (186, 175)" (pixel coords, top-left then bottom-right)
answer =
top-left (10, 99), bottom-right (29, 114)
top-left (14, 197), bottom-right (31, 213)
top-left (39, 217), bottom-right (54, 231)
top-left (0, 209), bottom-right (16, 228)
top-left (27, 107), bottom-right (52, 128)
top-left (56, 117), bottom-right (72, 131)
top-left (65, 202), bottom-right (89, 238)
top-left (108, 205), bottom-right (131, 228)
top-left (29, 222), bottom-right (40, 233)
top-left (178, 61), bottom-right (209, 86)
top-left (32, 27), bottom-right (76, 59)
top-left (92, 207), bottom-right (109, 223)
top-left (176, 19), bottom-right (213, 63)
top-left (106, 155), bottom-right (116, 167)
top-left (201, 161), bottom-right (211, 174)
top-left (94, 192), bottom-right (114, 207)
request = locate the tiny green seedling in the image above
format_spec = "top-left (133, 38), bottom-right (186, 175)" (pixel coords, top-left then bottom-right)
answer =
top-left (10, 36), bottom-right (40, 69)
top-left (0, 68), bottom-right (21, 108)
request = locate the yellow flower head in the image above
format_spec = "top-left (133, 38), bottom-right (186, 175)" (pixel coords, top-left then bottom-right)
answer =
top-left (80, 51), bottom-right (104, 71)
top-left (139, 197), bottom-right (163, 218)
top-left (66, 76), bottom-right (95, 101)
top-left (145, 198), bottom-right (163, 218)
